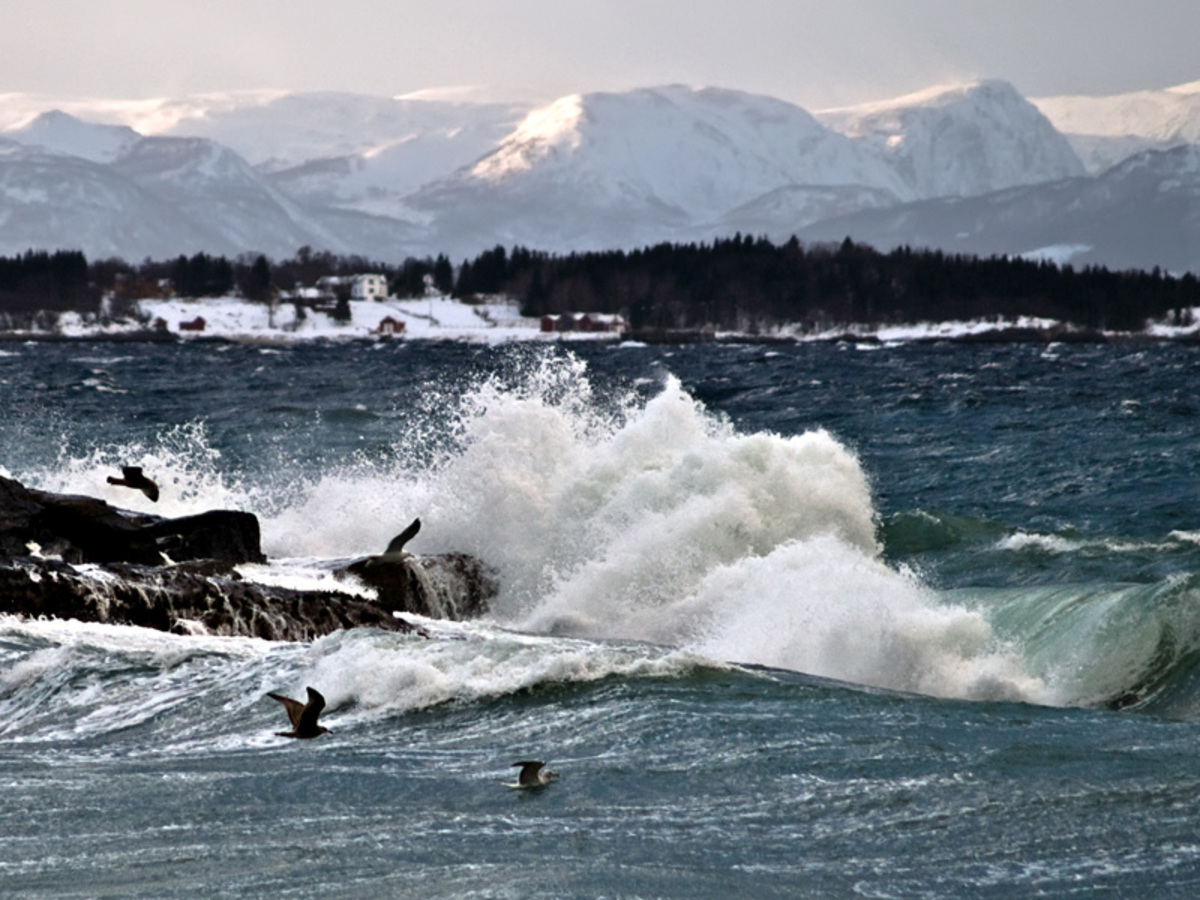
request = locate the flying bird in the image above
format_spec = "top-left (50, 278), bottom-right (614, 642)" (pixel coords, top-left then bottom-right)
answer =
top-left (508, 760), bottom-right (559, 789)
top-left (107, 466), bottom-right (159, 502)
top-left (267, 686), bottom-right (329, 739)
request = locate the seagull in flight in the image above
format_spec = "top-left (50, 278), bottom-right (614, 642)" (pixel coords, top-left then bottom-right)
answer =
top-left (107, 466), bottom-right (159, 502)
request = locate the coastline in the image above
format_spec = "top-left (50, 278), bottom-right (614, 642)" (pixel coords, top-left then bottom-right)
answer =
top-left (2, 324), bottom-right (1194, 346)
top-left (3, 294), bottom-right (1199, 345)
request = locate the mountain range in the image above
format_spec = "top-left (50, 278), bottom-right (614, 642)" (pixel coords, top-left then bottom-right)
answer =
top-left (1, 78), bottom-right (1198, 273)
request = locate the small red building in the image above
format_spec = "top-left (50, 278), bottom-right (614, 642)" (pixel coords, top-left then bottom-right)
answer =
top-left (178, 316), bottom-right (206, 332)
top-left (377, 316), bottom-right (406, 335)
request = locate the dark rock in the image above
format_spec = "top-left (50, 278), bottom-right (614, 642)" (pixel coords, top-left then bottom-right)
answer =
top-left (337, 552), bottom-right (499, 619)
top-left (0, 474), bottom-right (498, 640)
top-left (142, 510), bottom-right (264, 567)
top-left (0, 556), bottom-right (422, 642)
top-left (0, 474), bottom-right (263, 566)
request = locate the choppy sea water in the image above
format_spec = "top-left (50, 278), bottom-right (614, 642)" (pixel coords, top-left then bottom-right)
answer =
top-left (2, 338), bottom-right (1200, 897)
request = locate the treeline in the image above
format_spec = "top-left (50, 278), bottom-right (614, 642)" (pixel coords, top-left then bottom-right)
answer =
top-left (2, 237), bottom-right (1198, 333)
top-left (452, 236), bottom-right (1200, 333)
top-left (0, 245), bottom-right (457, 318)
top-left (0, 250), bottom-right (92, 313)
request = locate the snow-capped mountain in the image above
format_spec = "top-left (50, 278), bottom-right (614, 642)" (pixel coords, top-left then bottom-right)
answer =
top-left (152, 91), bottom-right (529, 220)
top-left (154, 91), bottom-right (528, 170)
top-left (0, 118), bottom-right (414, 260)
top-left (815, 80), bottom-right (1086, 198)
top-left (797, 144), bottom-right (1200, 274)
top-left (4, 110), bottom-right (140, 163)
top-left (0, 141), bottom-right (198, 260)
top-left (1033, 80), bottom-right (1200, 173)
top-left (406, 85), bottom-right (914, 254)
top-left (109, 135), bottom-right (340, 255)
top-left (0, 78), bottom-right (1197, 272)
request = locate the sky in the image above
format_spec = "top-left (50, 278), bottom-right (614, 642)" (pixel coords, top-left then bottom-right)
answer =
top-left (2, 0), bottom-right (1199, 109)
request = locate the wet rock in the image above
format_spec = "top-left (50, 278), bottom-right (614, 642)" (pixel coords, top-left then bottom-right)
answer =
top-left (0, 556), bottom-right (419, 642)
top-left (0, 474), bottom-right (263, 566)
top-left (0, 474), bottom-right (498, 640)
top-left (338, 552), bottom-right (499, 619)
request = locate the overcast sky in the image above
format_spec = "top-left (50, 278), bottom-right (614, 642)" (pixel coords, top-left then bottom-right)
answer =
top-left (2, 0), bottom-right (1198, 109)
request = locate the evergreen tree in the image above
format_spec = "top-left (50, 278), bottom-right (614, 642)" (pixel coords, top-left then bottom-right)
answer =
top-left (244, 255), bottom-right (272, 302)
top-left (433, 254), bottom-right (454, 294)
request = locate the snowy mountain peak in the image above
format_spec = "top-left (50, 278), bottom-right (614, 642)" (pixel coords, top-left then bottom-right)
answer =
top-left (112, 136), bottom-right (264, 190)
top-left (2, 109), bottom-right (141, 163)
top-left (459, 84), bottom-right (908, 213)
top-left (820, 79), bottom-right (1021, 121)
top-left (472, 93), bottom-right (586, 181)
top-left (816, 78), bottom-right (1084, 198)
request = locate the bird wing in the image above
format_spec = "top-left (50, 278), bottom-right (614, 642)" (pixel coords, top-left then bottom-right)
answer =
top-left (268, 692), bottom-right (306, 730)
top-left (383, 518), bottom-right (421, 556)
top-left (298, 687), bottom-right (326, 732)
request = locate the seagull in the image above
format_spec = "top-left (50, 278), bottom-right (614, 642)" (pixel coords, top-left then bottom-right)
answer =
top-left (508, 760), bottom-right (559, 789)
top-left (107, 466), bottom-right (159, 502)
top-left (380, 517), bottom-right (421, 560)
top-left (267, 686), bottom-right (330, 739)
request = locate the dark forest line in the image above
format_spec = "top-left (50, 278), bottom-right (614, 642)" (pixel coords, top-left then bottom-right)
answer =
top-left (2, 237), bottom-right (1199, 334)
top-left (454, 237), bottom-right (1200, 334)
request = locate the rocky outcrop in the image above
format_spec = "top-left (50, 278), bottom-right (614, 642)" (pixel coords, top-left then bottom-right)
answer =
top-left (0, 475), bottom-right (263, 566)
top-left (0, 556), bottom-right (419, 642)
top-left (338, 552), bottom-right (497, 621)
top-left (0, 474), bottom-right (498, 640)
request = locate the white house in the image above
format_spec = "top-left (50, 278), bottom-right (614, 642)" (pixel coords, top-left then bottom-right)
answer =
top-left (351, 274), bottom-right (389, 301)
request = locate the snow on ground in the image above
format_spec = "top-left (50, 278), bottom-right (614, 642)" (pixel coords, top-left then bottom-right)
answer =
top-left (840, 316), bottom-right (1064, 343)
top-left (91, 295), bottom-right (557, 343)
top-left (34, 295), bottom-right (1200, 344)
top-left (1145, 307), bottom-right (1200, 339)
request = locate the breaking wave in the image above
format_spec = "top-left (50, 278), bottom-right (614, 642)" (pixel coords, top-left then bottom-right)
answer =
top-left (18, 346), bottom-right (1200, 709)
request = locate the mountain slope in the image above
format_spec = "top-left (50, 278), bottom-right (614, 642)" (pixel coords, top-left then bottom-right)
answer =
top-left (0, 142), bottom-right (202, 259)
top-left (147, 91), bottom-right (529, 221)
top-left (110, 136), bottom-right (328, 254)
top-left (1033, 80), bottom-right (1200, 173)
top-left (816, 80), bottom-right (1086, 198)
top-left (796, 145), bottom-right (1200, 274)
top-left (410, 85), bottom-right (911, 255)
top-left (0, 133), bottom-right (416, 260)
top-left (2, 110), bottom-right (141, 163)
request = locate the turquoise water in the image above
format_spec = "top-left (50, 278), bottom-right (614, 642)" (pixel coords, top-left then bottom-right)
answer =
top-left (2, 339), bottom-right (1200, 896)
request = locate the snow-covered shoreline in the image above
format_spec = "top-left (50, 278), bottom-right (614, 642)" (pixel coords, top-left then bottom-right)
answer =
top-left (6, 294), bottom-right (1200, 346)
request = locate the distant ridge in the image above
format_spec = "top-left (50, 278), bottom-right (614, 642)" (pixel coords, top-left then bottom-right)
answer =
top-left (0, 78), bottom-right (1198, 272)
top-left (1033, 79), bottom-right (1200, 173)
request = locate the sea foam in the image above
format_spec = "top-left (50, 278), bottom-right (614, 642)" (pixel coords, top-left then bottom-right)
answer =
top-left (322, 350), bottom-right (1047, 702)
top-left (17, 349), bottom-right (1050, 704)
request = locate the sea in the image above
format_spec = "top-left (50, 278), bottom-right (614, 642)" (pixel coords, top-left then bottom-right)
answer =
top-left (2, 337), bottom-right (1200, 898)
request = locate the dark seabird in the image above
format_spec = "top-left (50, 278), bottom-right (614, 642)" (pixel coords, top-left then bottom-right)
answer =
top-left (107, 466), bottom-right (159, 502)
top-left (267, 686), bottom-right (329, 739)
top-left (380, 517), bottom-right (421, 560)
top-left (508, 760), bottom-right (559, 789)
